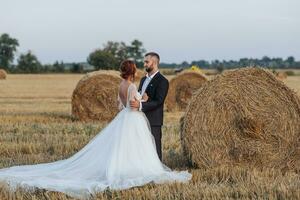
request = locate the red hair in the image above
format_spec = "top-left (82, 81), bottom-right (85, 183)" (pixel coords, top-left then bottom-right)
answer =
top-left (120, 60), bottom-right (136, 80)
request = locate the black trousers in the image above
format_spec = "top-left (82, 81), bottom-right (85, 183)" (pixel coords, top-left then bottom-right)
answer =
top-left (151, 126), bottom-right (162, 161)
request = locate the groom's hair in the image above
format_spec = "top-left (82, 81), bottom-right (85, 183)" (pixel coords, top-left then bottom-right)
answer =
top-left (145, 52), bottom-right (160, 64)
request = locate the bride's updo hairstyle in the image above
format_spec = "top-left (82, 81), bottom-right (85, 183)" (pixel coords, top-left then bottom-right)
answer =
top-left (120, 60), bottom-right (137, 80)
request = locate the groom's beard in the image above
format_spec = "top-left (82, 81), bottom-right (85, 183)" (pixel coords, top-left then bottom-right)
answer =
top-left (145, 66), bottom-right (153, 73)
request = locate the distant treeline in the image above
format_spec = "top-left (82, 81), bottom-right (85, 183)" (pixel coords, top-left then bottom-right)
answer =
top-left (160, 56), bottom-right (300, 70)
top-left (0, 33), bottom-right (146, 73)
top-left (0, 33), bottom-right (299, 74)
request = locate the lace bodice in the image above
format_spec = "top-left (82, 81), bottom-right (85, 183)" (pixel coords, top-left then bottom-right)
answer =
top-left (118, 83), bottom-right (142, 110)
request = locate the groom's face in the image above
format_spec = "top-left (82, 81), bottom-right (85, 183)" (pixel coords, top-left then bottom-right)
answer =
top-left (144, 56), bottom-right (154, 73)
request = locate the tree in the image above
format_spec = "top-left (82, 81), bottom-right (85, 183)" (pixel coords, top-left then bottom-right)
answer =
top-left (70, 63), bottom-right (84, 73)
top-left (103, 41), bottom-right (128, 64)
top-left (87, 50), bottom-right (118, 70)
top-left (239, 58), bottom-right (250, 67)
top-left (127, 39), bottom-right (146, 67)
top-left (53, 61), bottom-right (65, 72)
top-left (286, 56), bottom-right (295, 68)
top-left (181, 61), bottom-right (189, 68)
top-left (42, 64), bottom-right (52, 73)
top-left (0, 33), bottom-right (19, 70)
top-left (16, 51), bottom-right (42, 73)
top-left (262, 56), bottom-right (271, 67)
top-left (88, 39), bottom-right (146, 69)
top-left (191, 60), bottom-right (210, 68)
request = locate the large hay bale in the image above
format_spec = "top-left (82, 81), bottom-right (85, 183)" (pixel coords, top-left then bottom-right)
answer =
top-left (0, 69), bottom-right (7, 80)
top-left (72, 70), bottom-right (122, 122)
top-left (135, 68), bottom-right (145, 83)
top-left (165, 71), bottom-right (207, 111)
top-left (276, 71), bottom-right (288, 80)
top-left (181, 67), bottom-right (300, 171)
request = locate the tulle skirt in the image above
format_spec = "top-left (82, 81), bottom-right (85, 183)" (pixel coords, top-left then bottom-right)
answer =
top-left (0, 108), bottom-right (192, 199)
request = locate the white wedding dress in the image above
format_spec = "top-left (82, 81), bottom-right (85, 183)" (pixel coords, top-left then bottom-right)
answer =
top-left (0, 83), bottom-right (192, 199)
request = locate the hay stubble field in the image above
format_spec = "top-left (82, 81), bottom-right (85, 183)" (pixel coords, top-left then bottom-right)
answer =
top-left (1, 72), bottom-right (300, 199)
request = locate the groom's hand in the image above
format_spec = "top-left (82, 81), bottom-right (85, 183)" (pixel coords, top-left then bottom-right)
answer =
top-left (142, 93), bottom-right (149, 102)
top-left (130, 98), bottom-right (140, 109)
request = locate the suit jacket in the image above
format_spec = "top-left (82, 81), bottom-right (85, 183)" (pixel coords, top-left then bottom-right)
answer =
top-left (138, 72), bottom-right (169, 126)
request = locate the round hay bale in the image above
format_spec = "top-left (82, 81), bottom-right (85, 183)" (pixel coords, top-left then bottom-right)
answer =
top-left (72, 70), bottom-right (122, 122)
top-left (0, 69), bottom-right (7, 80)
top-left (165, 71), bottom-right (207, 111)
top-left (181, 67), bottom-right (300, 171)
top-left (135, 68), bottom-right (145, 83)
top-left (276, 71), bottom-right (288, 80)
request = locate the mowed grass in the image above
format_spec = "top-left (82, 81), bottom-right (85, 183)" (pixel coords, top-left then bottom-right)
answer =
top-left (0, 73), bottom-right (300, 199)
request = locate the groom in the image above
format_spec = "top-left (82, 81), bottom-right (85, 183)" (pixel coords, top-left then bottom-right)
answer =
top-left (130, 52), bottom-right (169, 161)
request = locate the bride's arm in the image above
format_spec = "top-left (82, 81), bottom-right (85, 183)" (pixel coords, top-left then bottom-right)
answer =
top-left (128, 84), bottom-right (141, 111)
top-left (117, 94), bottom-right (124, 111)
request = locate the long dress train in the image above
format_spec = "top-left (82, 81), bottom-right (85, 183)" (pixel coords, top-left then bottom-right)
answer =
top-left (0, 83), bottom-right (192, 199)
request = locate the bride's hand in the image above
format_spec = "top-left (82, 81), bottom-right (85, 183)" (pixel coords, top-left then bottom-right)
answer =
top-left (142, 93), bottom-right (149, 102)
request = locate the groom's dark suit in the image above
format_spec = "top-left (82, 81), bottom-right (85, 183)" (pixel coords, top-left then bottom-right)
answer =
top-left (138, 72), bottom-right (169, 161)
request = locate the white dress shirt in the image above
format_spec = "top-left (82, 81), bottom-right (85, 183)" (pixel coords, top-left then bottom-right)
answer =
top-left (139, 70), bottom-right (159, 111)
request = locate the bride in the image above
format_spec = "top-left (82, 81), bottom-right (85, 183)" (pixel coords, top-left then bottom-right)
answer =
top-left (0, 60), bottom-right (192, 199)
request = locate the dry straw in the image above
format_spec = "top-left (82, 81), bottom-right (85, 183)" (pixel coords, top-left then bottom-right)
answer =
top-left (166, 71), bottom-right (207, 111)
top-left (135, 68), bottom-right (146, 83)
top-left (181, 67), bottom-right (300, 171)
top-left (72, 70), bottom-right (122, 122)
top-left (276, 71), bottom-right (288, 80)
top-left (0, 69), bottom-right (7, 80)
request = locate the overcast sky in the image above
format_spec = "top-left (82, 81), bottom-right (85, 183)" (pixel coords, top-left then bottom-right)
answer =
top-left (1, 0), bottom-right (299, 64)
